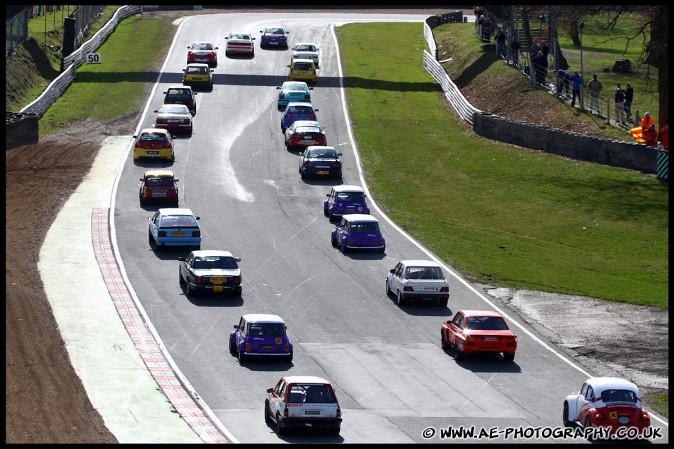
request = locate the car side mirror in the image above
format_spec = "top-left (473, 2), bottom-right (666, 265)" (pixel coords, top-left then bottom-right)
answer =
top-left (234, 325), bottom-right (239, 329)
top-left (314, 108), bottom-right (319, 112)
top-left (338, 152), bottom-right (343, 156)
top-left (178, 257), bottom-right (185, 261)
top-left (139, 178), bottom-right (144, 182)
top-left (326, 193), bottom-right (330, 197)
top-left (182, 69), bottom-right (186, 72)
top-left (210, 69), bottom-right (214, 72)
top-left (276, 86), bottom-right (281, 90)
top-left (234, 257), bottom-right (241, 262)
top-left (252, 37), bottom-right (256, 40)
top-left (175, 179), bottom-right (179, 182)
top-left (195, 216), bottom-right (200, 220)
top-left (309, 87), bottom-right (314, 90)
top-left (267, 388), bottom-right (273, 393)
top-left (187, 46), bottom-right (190, 49)
top-left (390, 269), bottom-right (394, 273)
top-left (153, 109), bottom-right (159, 113)
top-left (287, 65), bottom-right (290, 67)
top-left (133, 135), bottom-right (138, 138)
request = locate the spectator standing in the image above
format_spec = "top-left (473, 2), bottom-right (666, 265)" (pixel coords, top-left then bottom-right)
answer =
top-left (614, 83), bottom-right (626, 124)
top-left (587, 74), bottom-right (603, 113)
top-left (532, 50), bottom-right (547, 86)
top-left (529, 39), bottom-right (542, 58)
top-left (494, 27), bottom-right (506, 58)
top-left (570, 70), bottom-right (583, 108)
top-left (541, 39), bottom-right (549, 58)
top-left (557, 69), bottom-right (571, 97)
top-left (510, 36), bottom-right (520, 65)
top-left (623, 83), bottom-right (634, 121)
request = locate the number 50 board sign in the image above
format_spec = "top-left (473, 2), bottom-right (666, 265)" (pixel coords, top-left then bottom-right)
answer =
top-left (86, 53), bottom-right (102, 64)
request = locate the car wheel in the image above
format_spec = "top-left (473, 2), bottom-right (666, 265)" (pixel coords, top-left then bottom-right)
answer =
top-left (186, 281), bottom-right (195, 296)
top-left (275, 413), bottom-right (286, 435)
top-left (179, 269), bottom-right (186, 285)
top-left (386, 280), bottom-right (391, 295)
top-left (396, 290), bottom-right (406, 306)
top-left (438, 298), bottom-right (448, 307)
top-left (503, 352), bottom-right (515, 362)
top-left (378, 246), bottom-right (385, 253)
top-left (238, 347), bottom-right (247, 363)
top-left (194, 245), bottom-right (201, 251)
top-left (441, 331), bottom-right (449, 350)
top-left (324, 208), bottom-right (329, 218)
top-left (233, 286), bottom-right (242, 296)
top-left (563, 402), bottom-right (572, 427)
top-left (229, 339), bottom-right (236, 354)
top-left (265, 400), bottom-right (272, 424)
top-left (189, 125), bottom-right (193, 134)
top-left (300, 169), bottom-right (306, 180)
top-left (329, 426), bottom-right (340, 436)
top-left (340, 240), bottom-right (348, 253)
top-left (151, 236), bottom-right (161, 252)
top-left (140, 200), bottom-right (146, 207)
top-left (285, 353), bottom-right (293, 363)
top-left (454, 344), bottom-right (464, 361)
top-left (331, 235), bottom-right (337, 247)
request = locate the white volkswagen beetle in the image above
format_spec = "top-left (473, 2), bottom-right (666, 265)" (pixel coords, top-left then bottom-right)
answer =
top-left (563, 377), bottom-right (650, 437)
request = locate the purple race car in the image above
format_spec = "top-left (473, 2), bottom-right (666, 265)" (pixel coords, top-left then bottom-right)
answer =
top-left (324, 185), bottom-right (370, 221)
top-left (331, 214), bottom-right (385, 253)
top-left (230, 314), bottom-right (293, 363)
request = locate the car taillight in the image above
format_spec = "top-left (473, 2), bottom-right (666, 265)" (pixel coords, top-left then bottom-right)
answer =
top-left (194, 276), bottom-right (204, 285)
top-left (331, 162), bottom-right (341, 168)
top-left (158, 231), bottom-right (166, 237)
top-left (188, 51), bottom-right (194, 57)
top-left (232, 277), bottom-right (241, 285)
top-left (308, 114), bottom-right (316, 119)
top-left (403, 286), bottom-right (414, 292)
top-left (279, 92), bottom-right (285, 98)
top-left (642, 413), bottom-right (650, 423)
top-left (246, 343), bottom-right (251, 352)
top-left (594, 412), bottom-right (605, 421)
top-left (142, 187), bottom-right (148, 197)
top-left (318, 136), bottom-right (326, 144)
top-left (304, 161), bottom-right (314, 167)
top-left (284, 343), bottom-right (289, 353)
top-left (440, 286), bottom-right (449, 292)
top-left (279, 36), bottom-right (286, 41)
top-left (285, 113), bottom-right (294, 118)
top-left (165, 142), bottom-right (172, 148)
top-left (192, 230), bottom-right (200, 237)
top-left (209, 51), bottom-right (215, 57)
top-left (336, 408), bottom-right (341, 419)
top-left (304, 94), bottom-right (310, 99)
top-left (506, 341), bottom-right (516, 347)
top-left (283, 406), bottom-right (289, 419)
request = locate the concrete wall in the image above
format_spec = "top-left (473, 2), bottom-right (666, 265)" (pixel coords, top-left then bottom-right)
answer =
top-left (473, 112), bottom-right (659, 174)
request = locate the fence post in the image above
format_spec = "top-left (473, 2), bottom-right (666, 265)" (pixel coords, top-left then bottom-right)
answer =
top-left (606, 98), bottom-right (611, 124)
top-left (656, 149), bottom-right (668, 180)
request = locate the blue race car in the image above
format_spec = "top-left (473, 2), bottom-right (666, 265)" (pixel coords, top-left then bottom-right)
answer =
top-left (280, 102), bottom-right (318, 132)
top-left (324, 185), bottom-right (370, 221)
top-left (148, 208), bottom-right (201, 251)
top-left (331, 214), bottom-right (385, 253)
top-left (260, 27), bottom-right (289, 48)
top-left (230, 314), bottom-right (293, 363)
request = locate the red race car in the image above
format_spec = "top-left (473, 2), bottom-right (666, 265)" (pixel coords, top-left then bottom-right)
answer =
top-left (186, 41), bottom-right (218, 66)
top-left (441, 309), bottom-right (517, 361)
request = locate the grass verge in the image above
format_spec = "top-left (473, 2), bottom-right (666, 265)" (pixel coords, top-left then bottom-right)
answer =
top-left (336, 21), bottom-right (667, 308)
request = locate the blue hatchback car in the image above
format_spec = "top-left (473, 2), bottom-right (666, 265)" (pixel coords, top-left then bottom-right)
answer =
top-left (324, 185), bottom-right (370, 221)
top-left (260, 27), bottom-right (289, 48)
top-left (276, 81), bottom-right (312, 110)
top-left (230, 314), bottom-right (293, 363)
top-left (331, 214), bottom-right (385, 253)
top-left (281, 102), bottom-right (318, 132)
top-left (148, 208), bottom-right (201, 252)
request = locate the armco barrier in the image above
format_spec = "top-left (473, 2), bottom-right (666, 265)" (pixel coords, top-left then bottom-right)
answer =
top-left (6, 111), bottom-right (39, 149)
top-left (20, 5), bottom-right (141, 118)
